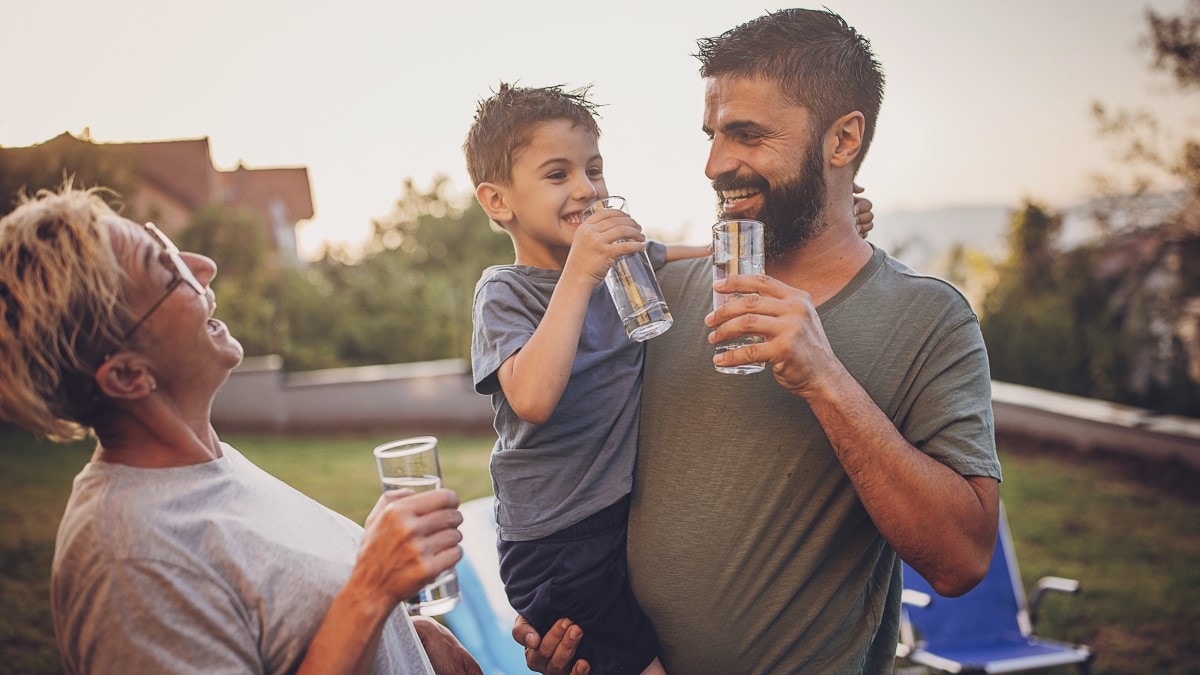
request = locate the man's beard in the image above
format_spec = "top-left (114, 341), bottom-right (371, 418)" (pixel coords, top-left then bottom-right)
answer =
top-left (713, 139), bottom-right (828, 259)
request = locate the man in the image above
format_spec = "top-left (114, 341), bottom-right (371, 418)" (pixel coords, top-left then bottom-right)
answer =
top-left (518, 8), bottom-right (1001, 674)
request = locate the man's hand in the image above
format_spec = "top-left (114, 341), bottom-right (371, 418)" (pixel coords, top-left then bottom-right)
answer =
top-left (511, 615), bottom-right (590, 675)
top-left (355, 489), bottom-right (464, 606)
top-left (706, 274), bottom-right (843, 399)
top-left (853, 184), bottom-right (874, 239)
top-left (412, 615), bottom-right (482, 675)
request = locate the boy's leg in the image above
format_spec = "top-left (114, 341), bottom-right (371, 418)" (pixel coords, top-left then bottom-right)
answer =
top-left (498, 496), bottom-right (660, 674)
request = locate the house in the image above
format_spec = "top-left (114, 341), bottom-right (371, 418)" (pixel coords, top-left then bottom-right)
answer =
top-left (0, 132), bottom-right (313, 263)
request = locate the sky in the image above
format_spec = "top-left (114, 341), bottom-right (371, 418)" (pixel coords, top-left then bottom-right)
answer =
top-left (2, 0), bottom-right (1196, 259)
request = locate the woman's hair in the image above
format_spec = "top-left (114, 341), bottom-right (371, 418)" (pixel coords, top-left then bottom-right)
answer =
top-left (0, 186), bottom-right (127, 440)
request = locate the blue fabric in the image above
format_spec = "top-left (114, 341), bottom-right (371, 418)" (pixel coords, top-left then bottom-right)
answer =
top-left (902, 509), bottom-right (1090, 672)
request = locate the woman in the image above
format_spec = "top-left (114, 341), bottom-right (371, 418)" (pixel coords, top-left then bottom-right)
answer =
top-left (0, 187), bottom-right (478, 674)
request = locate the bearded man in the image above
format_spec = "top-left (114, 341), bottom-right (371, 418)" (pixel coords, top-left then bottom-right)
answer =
top-left (517, 8), bottom-right (1002, 675)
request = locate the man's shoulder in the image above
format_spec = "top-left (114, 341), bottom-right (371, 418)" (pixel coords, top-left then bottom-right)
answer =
top-left (876, 249), bottom-right (977, 314)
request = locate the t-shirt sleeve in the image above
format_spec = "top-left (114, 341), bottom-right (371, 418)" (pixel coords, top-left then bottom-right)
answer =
top-left (59, 559), bottom-right (262, 674)
top-left (901, 314), bottom-right (1003, 481)
top-left (646, 240), bottom-right (669, 270)
top-left (471, 274), bottom-right (541, 395)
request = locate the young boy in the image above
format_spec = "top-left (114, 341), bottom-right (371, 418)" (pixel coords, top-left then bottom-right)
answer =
top-left (465, 83), bottom-right (707, 674)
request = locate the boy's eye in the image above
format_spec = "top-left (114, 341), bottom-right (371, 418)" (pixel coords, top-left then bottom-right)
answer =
top-left (546, 170), bottom-right (567, 180)
top-left (587, 167), bottom-right (603, 178)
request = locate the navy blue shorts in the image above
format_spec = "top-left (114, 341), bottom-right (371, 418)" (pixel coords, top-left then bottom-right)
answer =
top-left (498, 496), bottom-right (660, 674)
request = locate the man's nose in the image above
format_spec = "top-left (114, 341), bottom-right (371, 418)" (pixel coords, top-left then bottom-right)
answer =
top-left (705, 137), bottom-right (738, 181)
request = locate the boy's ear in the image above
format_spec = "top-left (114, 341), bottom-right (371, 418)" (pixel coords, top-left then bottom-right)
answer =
top-left (476, 182), bottom-right (513, 226)
top-left (827, 111), bottom-right (864, 169)
top-left (94, 352), bottom-right (157, 402)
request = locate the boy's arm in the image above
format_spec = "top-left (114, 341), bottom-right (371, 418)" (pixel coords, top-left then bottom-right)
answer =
top-left (665, 243), bottom-right (712, 262)
top-left (498, 211), bottom-right (645, 425)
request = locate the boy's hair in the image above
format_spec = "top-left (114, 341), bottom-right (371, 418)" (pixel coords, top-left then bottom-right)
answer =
top-left (696, 8), bottom-right (885, 170)
top-left (464, 83), bottom-right (602, 187)
top-left (0, 186), bottom-right (126, 440)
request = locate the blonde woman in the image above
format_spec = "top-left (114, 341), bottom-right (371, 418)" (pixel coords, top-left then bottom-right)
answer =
top-left (0, 187), bottom-right (479, 675)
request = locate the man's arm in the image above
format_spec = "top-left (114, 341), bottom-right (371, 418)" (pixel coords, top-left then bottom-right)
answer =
top-left (708, 275), bottom-right (997, 596)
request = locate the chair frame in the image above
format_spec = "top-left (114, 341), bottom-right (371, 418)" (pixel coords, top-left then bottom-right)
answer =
top-left (898, 503), bottom-right (1094, 674)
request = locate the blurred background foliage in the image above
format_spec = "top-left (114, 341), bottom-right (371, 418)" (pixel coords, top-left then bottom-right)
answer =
top-left (1, 1), bottom-right (1197, 417)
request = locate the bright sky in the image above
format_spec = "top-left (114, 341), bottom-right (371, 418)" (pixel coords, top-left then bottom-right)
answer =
top-left (3, 0), bottom-right (1195, 259)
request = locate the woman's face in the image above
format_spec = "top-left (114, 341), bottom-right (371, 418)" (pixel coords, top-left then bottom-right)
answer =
top-left (105, 215), bottom-right (243, 395)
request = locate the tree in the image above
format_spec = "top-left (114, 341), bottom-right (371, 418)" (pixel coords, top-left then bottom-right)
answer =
top-left (0, 132), bottom-right (140, 217)
top-left (337, 176), bottom-right (513, 364)
top-left (1092, 0), bottom-right (1200, 197)
top-left (177, 203), bottom-right (298, 360)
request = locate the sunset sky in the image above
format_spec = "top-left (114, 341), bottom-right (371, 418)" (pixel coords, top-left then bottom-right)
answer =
top-left (3, 0), bottom-right (1195, 258)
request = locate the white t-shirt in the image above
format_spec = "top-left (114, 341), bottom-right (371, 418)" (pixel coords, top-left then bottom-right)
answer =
top-left (52, 443), bottom-right (434, 674)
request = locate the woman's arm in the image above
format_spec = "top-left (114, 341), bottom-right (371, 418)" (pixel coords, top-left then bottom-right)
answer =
top-left (297, 489), bottom-right (465, 675)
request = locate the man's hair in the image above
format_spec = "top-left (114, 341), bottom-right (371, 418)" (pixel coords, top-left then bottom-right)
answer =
top-left (696, 8), bottom-right (885, 169)
top-left (463, 83), bottom-right (602, 187)
top-left (0, 186), bottom-right (126, 440)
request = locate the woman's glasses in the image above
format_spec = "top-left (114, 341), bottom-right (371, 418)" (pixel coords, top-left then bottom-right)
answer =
top-left (118, 222), bottom-right (206, 343)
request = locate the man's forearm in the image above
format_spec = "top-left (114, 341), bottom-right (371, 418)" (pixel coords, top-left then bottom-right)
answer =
top-left (805, 364), bottom-right (998, 596)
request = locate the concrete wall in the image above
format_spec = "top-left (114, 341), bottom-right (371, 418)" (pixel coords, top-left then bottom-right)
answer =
top-left (212, 355), bottom-right (494, 435)
top-left (212, 356), bottom-right (1199, 468)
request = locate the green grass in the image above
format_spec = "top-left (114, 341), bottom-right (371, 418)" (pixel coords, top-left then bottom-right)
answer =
top-left (1, 428), bottom-right (1196, 674)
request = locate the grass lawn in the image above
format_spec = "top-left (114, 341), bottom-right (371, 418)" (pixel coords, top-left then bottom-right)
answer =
top-left (1, 427), bottom-right (1196, 674)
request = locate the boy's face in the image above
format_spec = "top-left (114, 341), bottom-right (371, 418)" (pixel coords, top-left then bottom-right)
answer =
top-left (499, 119), bottom-right (607, 268)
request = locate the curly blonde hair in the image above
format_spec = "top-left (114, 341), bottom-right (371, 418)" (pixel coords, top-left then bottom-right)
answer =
top-left (0, 187), bottom-right (127, 440)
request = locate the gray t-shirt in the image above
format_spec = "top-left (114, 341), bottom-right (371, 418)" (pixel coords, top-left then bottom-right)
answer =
top-left (628, 247), bottom-right (1001, 674)
top-left (52, 444), bottom-right (434, 675)
top-left (471, 243), bottom-right (667, 541)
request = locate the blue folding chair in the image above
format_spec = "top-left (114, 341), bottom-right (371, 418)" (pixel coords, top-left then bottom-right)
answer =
top-left (899, 503), bottom-right (1093, 674)
top-left (441, 496), bottom-right (528, 674)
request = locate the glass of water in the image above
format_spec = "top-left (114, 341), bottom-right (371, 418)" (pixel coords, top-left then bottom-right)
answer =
top-left (712, 219), bottom-right (766, 374)
top-left (580, 196), bottom-right (673, 342)
top-left (372, 436), bottom-right (461, 616)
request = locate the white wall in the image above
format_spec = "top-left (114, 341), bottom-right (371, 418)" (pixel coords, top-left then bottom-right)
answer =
top-left (212, 356), bottom-right (1200, 469)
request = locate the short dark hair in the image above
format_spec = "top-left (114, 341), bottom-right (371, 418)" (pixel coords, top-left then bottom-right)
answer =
top-left (696, 8), bottom-right (885, 169)
top-left (463, 83), bottom-right (602, 187)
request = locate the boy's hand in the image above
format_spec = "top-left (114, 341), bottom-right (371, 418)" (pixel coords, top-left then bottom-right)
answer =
top-left (853, 184), bottom-right (874, 239)
top-left (564, 208), bottom-right (647, 284)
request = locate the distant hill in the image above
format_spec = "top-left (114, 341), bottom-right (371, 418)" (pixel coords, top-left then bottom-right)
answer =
top-left (872, 191), bottom-right (1190, 275)
top-left (871, 205), bottom-right (1012, 274)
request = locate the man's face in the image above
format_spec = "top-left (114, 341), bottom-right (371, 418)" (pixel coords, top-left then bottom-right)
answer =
top-left (703, 76), bottom-right (829, 258)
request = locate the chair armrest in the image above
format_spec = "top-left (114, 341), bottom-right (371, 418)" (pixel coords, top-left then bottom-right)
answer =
top-left (1029, 575), bottom-right (1080, 624)
top-left (901, 589), bottom-right (932, 608)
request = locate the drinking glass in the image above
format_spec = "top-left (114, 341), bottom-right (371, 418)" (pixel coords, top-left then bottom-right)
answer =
top-left (373, 436), bottom-right (461, 616)
top-left (712, 219), bottom-right (766, 374)
top-left (580, 196), bottom-right (673, 341)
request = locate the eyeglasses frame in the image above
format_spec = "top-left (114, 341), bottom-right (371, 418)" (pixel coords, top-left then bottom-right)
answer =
top-left (117, 222), bottom-right (206, 344)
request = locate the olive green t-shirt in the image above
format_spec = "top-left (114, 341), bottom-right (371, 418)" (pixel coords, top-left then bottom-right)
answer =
top-left (628, 247), bottom-right (1000, 674)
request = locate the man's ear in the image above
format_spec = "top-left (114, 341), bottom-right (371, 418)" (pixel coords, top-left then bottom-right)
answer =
top-left (828, 111), bottom-right (865, 169)
top-left (94, 353), bottom-right (156, 401)
top-left (475, 182), bottom-right (513, 227)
